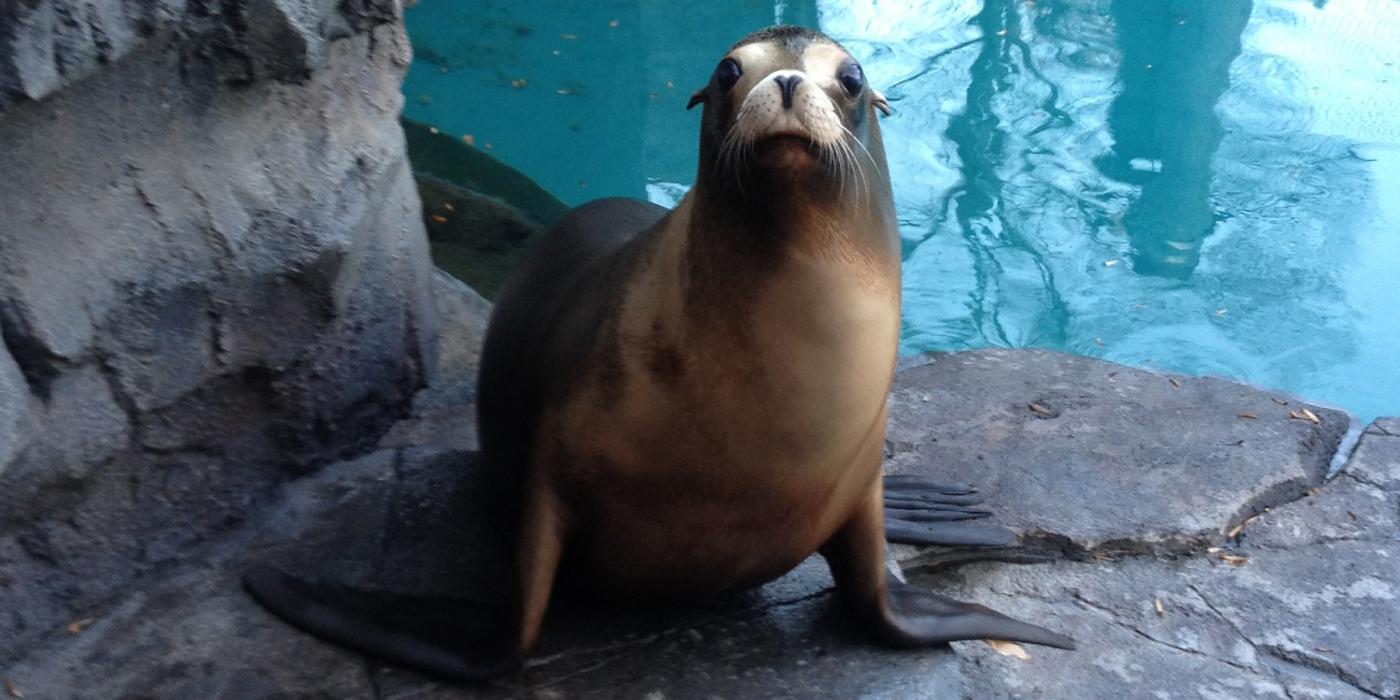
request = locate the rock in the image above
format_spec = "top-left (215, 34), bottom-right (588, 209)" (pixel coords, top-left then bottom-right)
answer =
top-left (421, 175), bottom-right (544, 299)
top-left (0, 344), bottom-right (30, 472)
top-left (887, 350), bottom-right (1347, 556)
top-left (0, 3), bottom-right (435, 671)
top-left (0, 0), bottom-right (399, 112)
top-left (11, 339), bottom-right (1392, 698)
top-left (401, 117), bottom-right (570, 229)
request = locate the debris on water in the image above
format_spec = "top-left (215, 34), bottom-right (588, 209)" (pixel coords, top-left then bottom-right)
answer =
top-left (462, 134), bottom-right (475, 146)
top-left (609, 19), bottom-right (620, 28)
top-left (511, 78), bottom-right (528, 89)
top-left (1104, 259), bottom-right (1119, 267)
top-left (561, 34), bottom-right (578, 40)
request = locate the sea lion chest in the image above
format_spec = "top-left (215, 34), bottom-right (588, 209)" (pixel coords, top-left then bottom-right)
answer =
top-left (543, 246), bottom-right (899, 597)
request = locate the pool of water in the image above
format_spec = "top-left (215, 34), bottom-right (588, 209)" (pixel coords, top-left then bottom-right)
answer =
top-left (402, 0), bottom-right (1400, 424)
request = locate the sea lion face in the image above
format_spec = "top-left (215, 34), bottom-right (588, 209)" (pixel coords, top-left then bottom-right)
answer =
top-left (689, 26), bottom-right (891, 192)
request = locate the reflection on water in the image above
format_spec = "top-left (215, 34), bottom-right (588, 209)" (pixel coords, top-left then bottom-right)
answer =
top-left (402, 0), bottom-right (1400, 423)
top-left (1097, 0), bottom-right (1252, 279)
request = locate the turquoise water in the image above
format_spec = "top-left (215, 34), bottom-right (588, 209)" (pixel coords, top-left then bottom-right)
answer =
top-left (403, 0), bottom-right (1400, 424)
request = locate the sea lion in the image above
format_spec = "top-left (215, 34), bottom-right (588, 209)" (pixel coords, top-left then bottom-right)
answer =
top-left (244, 25), bottom-right (1074, 681)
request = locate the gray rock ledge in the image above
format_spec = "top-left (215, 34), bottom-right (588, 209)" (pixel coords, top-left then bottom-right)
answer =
top-left (2, 287), bottom-right (1394, 698)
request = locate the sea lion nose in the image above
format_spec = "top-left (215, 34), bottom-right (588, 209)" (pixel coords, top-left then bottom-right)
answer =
top-left (773, 74), bottom-right (803, 110)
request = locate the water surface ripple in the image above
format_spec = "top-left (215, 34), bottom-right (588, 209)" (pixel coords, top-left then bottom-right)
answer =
top-left (402, 0), bottom-right (1400, 422)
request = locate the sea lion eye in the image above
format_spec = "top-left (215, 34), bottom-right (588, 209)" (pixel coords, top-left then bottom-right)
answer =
top-left (715, 58), bottom-right (742, 92)
top-left (837, 59), bottom-right (865, 96)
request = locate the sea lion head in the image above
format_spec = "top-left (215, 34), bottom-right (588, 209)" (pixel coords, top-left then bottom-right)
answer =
top-left (687, 26), bottom-right (893, 201)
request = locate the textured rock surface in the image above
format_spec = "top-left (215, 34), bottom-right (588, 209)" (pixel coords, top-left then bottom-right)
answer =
top-left (888, 350), bottom-right (1346, 557)
top-left (0, 0), bottom-right (398, 112)
top-left (0, 0), bottom-right (435, 673)
top-left (5, 323), bottom-right (1393, 698)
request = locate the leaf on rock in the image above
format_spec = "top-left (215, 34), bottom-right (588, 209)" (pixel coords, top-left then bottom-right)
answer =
top-left (986, 640), bottom-right (1031, 660)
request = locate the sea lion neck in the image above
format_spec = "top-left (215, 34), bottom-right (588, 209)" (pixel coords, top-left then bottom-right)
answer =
top-left (685, 175), bottom-right (869, 258)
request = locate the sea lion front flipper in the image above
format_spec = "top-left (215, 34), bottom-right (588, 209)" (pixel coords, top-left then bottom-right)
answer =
top-left (882, 475), bottom-right (1016, 547)
top-left (241, 567), bottom-right (519, 681)
top-left (823, 486), bottom-right (1075, 651)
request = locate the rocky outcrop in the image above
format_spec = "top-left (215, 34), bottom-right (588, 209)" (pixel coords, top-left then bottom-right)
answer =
top-left (4, 291), bottom-right (1393, 699)
top-left (0, 0), bottom-right (435, 670)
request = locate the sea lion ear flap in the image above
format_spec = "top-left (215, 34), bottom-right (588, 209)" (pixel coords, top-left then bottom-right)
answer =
top-left (872, 89), bottom-right (892, 117)
top-left (687, 88), bottom-right (706, 110)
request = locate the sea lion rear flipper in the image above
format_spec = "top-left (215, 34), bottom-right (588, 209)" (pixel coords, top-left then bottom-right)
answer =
top-left (241, 566), bottom-right (519, 681)
top-left (882, 475), bottom-right (1016, 547)
top-left (823, 487), bottom-right (1076, 651)
top-left (880, 578), bottom-right (1076, 649)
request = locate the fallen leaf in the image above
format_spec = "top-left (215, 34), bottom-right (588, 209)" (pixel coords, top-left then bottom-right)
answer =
top-left (1219, 553), bottom-right (1249, 566)
top-left (1348, 510), bottom-right (1357, 521)
top-left (1169, 378), bottom-right (1181, 389)
top-left (1154, 598), bottom-right (1165, 617)
top-left (1226, 515), bottom-right (1258, 539)
top-left (1237, 411), bottom-right (1257, 420)
top-left (1104, 259), bottom-right (1119, 267)
top-left (3, 680), bottom-right (19, 698)
top-left (1216, 308), bottom-right (1228, 315)
top-left (1094, 337), bottom-right (1104, 347)
top-left (430, 214), bottom-right (448, 224)
top-left (1317, 644), bottom-right (1332, 652)
top-left (1226, 439), bottom-right (1245, 447)
top-left (1306, 486), bottom-right (1323, 497)
top-left (1271, 398), bottom-right (1289, 406)
top-left (1206, 546), bottom-right (1222, 554)
top-left (1300, 408), bottom-right (1321, 425)
top-left (560, 33), bottom-right (578, 40)
top-left (1028, 403), bottom-right (1054, 417)
top-left (67, 617), bottom-right (96, 635)
top-left (986, 640), bottom-right (1031, 659)
top-left (665, 80), bottom-right (675, 88)
top-left (511, 78), bottom-right (528, 89)
top-left (428, 126), bottom-right (438, 134)
top-left (442, 202), bottom-right (455, 212)
top-left (484, 143), bottom-right (494, 150)
top-left (462, 134), bottom-right (475, 146)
